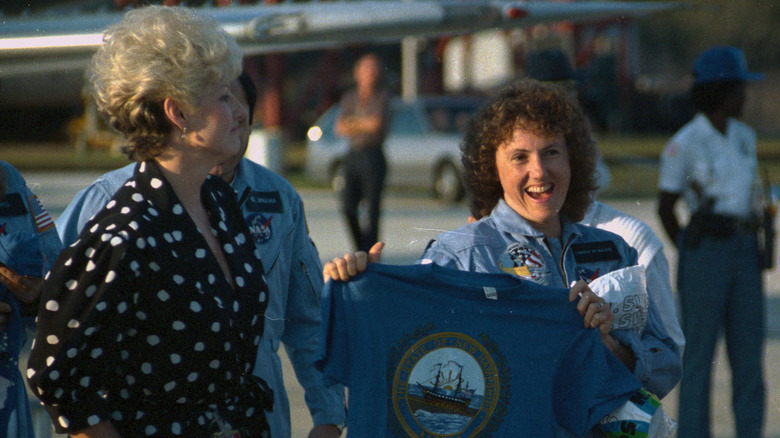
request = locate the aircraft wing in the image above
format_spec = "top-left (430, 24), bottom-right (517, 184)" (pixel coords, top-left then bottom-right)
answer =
top-left (0, 0), bottom-right (681, 78)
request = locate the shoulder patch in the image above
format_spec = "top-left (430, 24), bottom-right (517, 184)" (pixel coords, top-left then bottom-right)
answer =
top-left (571, 241), bottom-right (620, 264)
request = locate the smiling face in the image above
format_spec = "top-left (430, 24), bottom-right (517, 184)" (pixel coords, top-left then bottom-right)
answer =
top-left (495, 127), bottom-right (570, 238)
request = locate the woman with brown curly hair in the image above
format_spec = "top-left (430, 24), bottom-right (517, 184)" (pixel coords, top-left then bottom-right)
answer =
top-left (325, 80), bottom-right (680, 436)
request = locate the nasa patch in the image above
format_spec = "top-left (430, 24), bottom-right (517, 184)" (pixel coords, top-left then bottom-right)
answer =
top-left (390, 326), bottom-right (510, 437)
top-left (247, 214), bottom-right (273, 244)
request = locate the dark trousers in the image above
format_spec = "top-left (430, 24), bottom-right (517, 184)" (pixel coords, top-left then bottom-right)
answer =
top-left (341, 147), bottom-right (387, 252)
top-left (676, 230), bottom-right (765, 438)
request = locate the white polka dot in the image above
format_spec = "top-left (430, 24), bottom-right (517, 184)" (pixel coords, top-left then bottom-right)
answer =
top-left (45, 300), bottom-right (59, 312)
top-left (141, 363), bottom-right (152, 374)
top-left (145, 425), bottom-right (157, 434)
top-left (90, 348), bottom-right (103, 359)
top-left (209, 359), bottom-right (220, 369)
top-left (171, 422), bottom-right (182, 434)
top-left (172, 231), bottom-right (182, 241)
top-left (121, 207), bottom-right (131, 214)
top-left (211, 322), bottom-right (221, 332)
top-left (111, 236), bottom-right (123, 246)
top-left (117, 302), bottom-right (127, 313)
top-left (85, 247), bottom-right (96, 258)
top-left (170, 354), bottom-right (181, 364)
top-left (187, 372), bottom-right (198, 382)
top-left (164, 381), bottom-right (176, 392)
top-left (136, 238), bottom-right (146, 249)
top-left (26, 368), bottom-right (35, 379)
top-left (126, 375), bottom-right (135, 385)
top-left (172, 321), bottom-right (185, 330)
top-left (66, 348), bottom-right (78, 358)
top-left (79, 376), bottom-right (90, 387)
top-left (49, 370), bottom-right (60, 381)
top-left (86, 260), bottom-right (96, 272)
top-left (149, 262), bottom-right (160, 271)
top-left (163, 233), bottom-right (174, 243)
top-left (219, 221), bottom-right (228, 231)
top-left (85, 285), bottom-right (97, 297)
top-left (84, 327), bottom-right (97, 336)
top-left (64, 257), bottom-right (73, 266)
top-left (129, 221), bottom-right (139, 230)
top-left (87, 415), bottom-right (100, 426)
top-left (194, 342), bottom-right (205, 351)
top-left (58, 416), bottom-right (70, 428)
top-left (195, 248), bottom-right (206, 258)
top-left (208, 383), bottom-right (216, 393)
top-left (136, 311), bottom-right (147, 320)
top-left (131, 193), bottom-right (144, 202)
top-left (224, 243), bottom-right (234, 254)
top-left (157, 290), bottom-right (170, 301)
top-left (190, 301), bottom-right (202, 312)
top-left (105, 270), bottom-right (117, 283)
top-left (147, 335), bottom-right (160, 346)
top-left (173, 204), bottom-right (183, 215)
top-left (100, 233), bottom-right (112, 242)
top-left (46, 356), bottom-right (55, 366)
top-left (147, 236), bottom-right (157, 247)
top-left (95, 301), bottom-right (107, 311)
top-left (46, 335), bottom-right (59, 345)
top-left (236, 233), bottom-right (246, 244)
top-left (233, 301), bottom-right (239, 312)
top-left (150, 178), bottom-right (163, 188)
top-left (174, 275), bottom-right (184, 285)
top-left (259, 291), bottom-right (266, 303)
top-left (208, 274), bottom-right (216, 284)
top-left (106, 200), bottom-right (116, 209)
top-left (65, 279), bottom-right (78, 290)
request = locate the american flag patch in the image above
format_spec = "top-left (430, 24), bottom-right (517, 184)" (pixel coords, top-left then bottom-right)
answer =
top-left (27, 194), bottom-right (55, 233)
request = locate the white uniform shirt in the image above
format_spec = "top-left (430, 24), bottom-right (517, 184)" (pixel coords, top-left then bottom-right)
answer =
top-left (582, 201), bottom-right (685, 355)
top-left (658, 113), bottom-right (759, 219)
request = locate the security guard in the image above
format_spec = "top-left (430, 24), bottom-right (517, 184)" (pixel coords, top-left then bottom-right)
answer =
top-left (657, 46), bottom-right (765, 438)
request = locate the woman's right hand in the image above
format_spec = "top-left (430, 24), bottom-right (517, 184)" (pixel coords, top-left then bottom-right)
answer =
top-left (323, 242), bottom-right (384, 282)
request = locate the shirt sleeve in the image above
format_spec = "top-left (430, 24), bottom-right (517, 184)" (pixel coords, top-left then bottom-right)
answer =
top-left (280, 192), bottom-right (346, 427)
top-left (643, 249), bottom-right (685, 355)
top-left (610, 287), bottom-right (682, 399)
top-left (658, 137), bottom-right (688, 194)
top-left (27, 233), bottom-right (133, 433)
top-left (55, 182), bottom-right (116, 247)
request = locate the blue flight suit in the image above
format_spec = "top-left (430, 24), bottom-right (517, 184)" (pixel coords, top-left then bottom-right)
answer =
top-left (0, 160), bottom-right (63, 438)
top-left (420, 200), bottom-right (681, 404)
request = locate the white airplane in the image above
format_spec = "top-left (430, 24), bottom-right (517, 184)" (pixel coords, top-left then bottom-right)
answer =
top-left (0, 0), bottom-right (681, 110)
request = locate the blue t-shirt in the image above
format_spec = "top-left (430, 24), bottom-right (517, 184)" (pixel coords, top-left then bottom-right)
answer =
top-left (317, 263), bottom-right (641, 437)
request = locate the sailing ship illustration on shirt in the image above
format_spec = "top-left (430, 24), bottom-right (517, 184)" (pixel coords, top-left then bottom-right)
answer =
top-left (409, 360), bottom-right (480, 417)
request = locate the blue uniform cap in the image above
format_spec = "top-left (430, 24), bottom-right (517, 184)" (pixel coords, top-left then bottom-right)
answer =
top-left (693, 46), bottom-right (764, 84)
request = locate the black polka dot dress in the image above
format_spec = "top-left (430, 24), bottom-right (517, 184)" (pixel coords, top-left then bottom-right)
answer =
top-left (27, 161), bottom-right (272, 437)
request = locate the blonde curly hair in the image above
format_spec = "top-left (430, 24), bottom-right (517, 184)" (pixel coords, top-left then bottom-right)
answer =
top-left (88, 5), bottom-right (242, 161)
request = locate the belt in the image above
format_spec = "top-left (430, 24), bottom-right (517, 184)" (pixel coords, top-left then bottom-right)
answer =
top-left (698, 213), bottom-right (758, 237)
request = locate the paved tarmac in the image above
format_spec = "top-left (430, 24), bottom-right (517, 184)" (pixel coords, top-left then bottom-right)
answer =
top-left (21, 171), bottom-right (780, 437)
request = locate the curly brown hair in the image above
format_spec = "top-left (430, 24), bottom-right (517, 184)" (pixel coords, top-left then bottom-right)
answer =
top-left (463, 78), bottom-right (599, 222)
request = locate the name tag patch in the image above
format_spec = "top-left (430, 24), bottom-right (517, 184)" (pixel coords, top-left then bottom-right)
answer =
top-left (244, 191), bottom-right (283, 213)
top-left (0, 193), bottom-right (27, 217)
top-left (571, 241), bottom-right (620, 263)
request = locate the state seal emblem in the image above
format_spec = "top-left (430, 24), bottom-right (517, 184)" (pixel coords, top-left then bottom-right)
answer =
top-left (389, 326), bottom-right (510, 437)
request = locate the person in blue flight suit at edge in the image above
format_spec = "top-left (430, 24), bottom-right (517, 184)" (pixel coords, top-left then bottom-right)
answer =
top-left (657, 46), bottom-right (766, 438)
top-left (0, 160), bottom-right (63, 438)
top-left (324, 78), bottom-right (681, 437)
top-left (55, 71), bottom-right (346, 437)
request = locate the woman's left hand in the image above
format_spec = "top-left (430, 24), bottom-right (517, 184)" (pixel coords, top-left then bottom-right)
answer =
top-left (568, 280), bottom-right (612, 335)
top-left (0, 263), bottom-right (43, 304)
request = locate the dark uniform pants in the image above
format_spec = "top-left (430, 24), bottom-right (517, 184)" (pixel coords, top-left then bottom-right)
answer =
top-left (341, 147), bottom-right (387, 252)
top-left (676, 230), bottom-right (765, 438)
